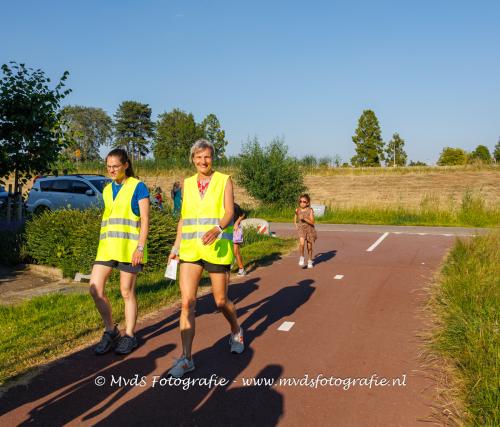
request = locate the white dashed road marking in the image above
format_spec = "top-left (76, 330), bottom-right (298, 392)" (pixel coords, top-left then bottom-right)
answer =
top-left (277, 321), bottom-right (295, 332)
top-left (366, 232), bottom-right (390, 252)
top-left (334, 275), bottom-right (344, 280)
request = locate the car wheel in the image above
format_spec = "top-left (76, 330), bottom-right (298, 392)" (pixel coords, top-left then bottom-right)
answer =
top-left (34, 205), bottom-right (50, 215)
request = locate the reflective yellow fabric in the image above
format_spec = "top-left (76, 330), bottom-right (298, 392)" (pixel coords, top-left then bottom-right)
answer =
top-left (179, 171), bottom-right (234, 264)
top-left (95, 177), bottom-right (148, 263)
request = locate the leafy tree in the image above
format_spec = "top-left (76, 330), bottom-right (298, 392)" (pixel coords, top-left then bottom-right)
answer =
top-left (300, 155), bottom-right (318, 168)
top-left (494, 138), bottom-right (500, 163)
top-left (409, 160), bottom-right (427, 166)
top-left (385, 133), bottom-right (407, 166)
top-left (318, 156), bottom-right (333, 168)
top-left (468, 144), bottom-right (492, 164)
top-left (437, 147), bottom-right (467, 166)
top-left (60, 105), bottom-right (112, 161)
top-left (114, 101), bottom-right (155, 161)
top-left (154, 108), bottom-right (203, 163)
top-left (0, 62), bottom-right (71, 190)
top-left (201, 113), bottom-right (228, 160)
top-left (351, 110), bottom-right (385, 167)
top-left (238, 137), bottom-right (306, 206)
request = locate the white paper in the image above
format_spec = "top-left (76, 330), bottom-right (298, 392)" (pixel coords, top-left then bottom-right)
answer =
top-left (165, 259), bottom-right (178, 280)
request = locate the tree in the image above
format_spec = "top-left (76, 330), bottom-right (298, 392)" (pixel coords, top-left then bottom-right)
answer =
top-left (114, 101), bottom-right (155, 161)
top-left (468, 144), bottom-right (492, 164)
top-left (494, 138), bottom-right (500, 163)
top-left (385, 133), bottom-right (407, 166)
top-left (351, 110), bottom-right (385, 167)
top-left (409, 160), bottom-right (427, 166)
top-left (60, 105), bottom-right (112, 161)
top-left (201, 113), bottom-right (228, 160)
top-left (238, 137), bottom-right (306, 205)
top-left (0, 62), bottom-right (71, 190)
top-left (154, 108), bottom-right (203, 163)
top-left (437, 147), bottom-right (467, 166)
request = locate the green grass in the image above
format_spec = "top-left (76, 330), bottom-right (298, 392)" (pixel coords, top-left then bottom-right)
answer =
top-left (429, 231), bottom-right (500, 425)
top-left (248, 191), bottom-right (500, 227)
top-left (0, 234), bottom-right (295, 385)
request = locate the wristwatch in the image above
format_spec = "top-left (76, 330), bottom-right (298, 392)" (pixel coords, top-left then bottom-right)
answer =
top-left (216, 225), bottom-right (223, 233)
top-left (136, 245), bottom-right (144, 252)
top-left (171, 247), bottom-right (179, 256)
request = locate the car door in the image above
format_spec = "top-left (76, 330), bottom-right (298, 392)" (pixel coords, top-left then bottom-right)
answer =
top-left (71, 180), bottom-right (98, 209)
top-left (50, 179), bottom-right (74, 209)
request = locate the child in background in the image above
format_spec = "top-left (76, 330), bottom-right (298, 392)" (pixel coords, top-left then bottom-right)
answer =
top-left (154, 187), bottom-right (163, 210)
top-left (293, 194), bottom-right (317, 269)
top-left (233, 203), bottom-right (247, 276)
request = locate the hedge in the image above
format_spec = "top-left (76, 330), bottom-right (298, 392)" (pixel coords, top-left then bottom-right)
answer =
top-left (25, 208), bottom-right (178, 277)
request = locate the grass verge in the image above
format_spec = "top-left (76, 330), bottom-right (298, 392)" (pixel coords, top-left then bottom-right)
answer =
top-left (429, 231), bottom-right (500, 425)
top-left (0, 234), bottom-right (295, 385)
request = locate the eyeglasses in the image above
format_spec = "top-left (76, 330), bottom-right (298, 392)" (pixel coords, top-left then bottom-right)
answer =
top-left (106, 165), bottom-right (123, 170)
top-left (299, 200), bottom-right (308, 204)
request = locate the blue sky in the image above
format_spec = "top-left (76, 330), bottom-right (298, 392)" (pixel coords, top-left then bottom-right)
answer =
top-left (2, 0), bottom-right (499, 163)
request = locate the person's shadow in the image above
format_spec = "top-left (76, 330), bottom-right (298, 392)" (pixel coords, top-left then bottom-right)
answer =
top-left (313, 250), bottom-right (337, 266)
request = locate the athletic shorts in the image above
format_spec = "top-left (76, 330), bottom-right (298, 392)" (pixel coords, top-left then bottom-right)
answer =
top-left (94, 260), bottom-right (143, 273)
top-left (180, 259), bottom-right (231, 273)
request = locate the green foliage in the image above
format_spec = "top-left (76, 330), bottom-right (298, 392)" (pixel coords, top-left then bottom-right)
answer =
top-left (385, 132), bottom-right (407, 166)
top-left (300, 155), bottom-right (318, 169)
top-left (154, 108), bottom-right (204, 165)
top-left (60, 105), bottom-right (113, 161)
top-left (351, 109), bottom-right (385, 167)
top-left (430, 231), bottom-right (500, 425)
top-left (201, 113), bottom-right (228, 160)
top-left (237, 137), bottom-right (306, 206)
top-left (24, 208), bottom-right (178, 277)
top-left (437, 147), bottom-right (468, 166)
top-left (494, 139), bottom-right (500, 163)
top-left (469, 144), bottom-right (492, 164)
top-left (0, 62), bottom-right (71, 189)
top-left (409, 160), bottom-right (427, 166)
top-left (114, 101), bottom-right (155, 161)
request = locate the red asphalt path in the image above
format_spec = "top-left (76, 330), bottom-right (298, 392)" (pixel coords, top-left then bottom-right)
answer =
top-left (0, 226), bottom-right (460, 426)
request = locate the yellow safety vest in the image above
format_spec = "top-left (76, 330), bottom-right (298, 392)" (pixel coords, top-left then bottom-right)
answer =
top-left (95, 177), bottom-right (148, 263)
top-left (179, 171), bottom-right (234, 265)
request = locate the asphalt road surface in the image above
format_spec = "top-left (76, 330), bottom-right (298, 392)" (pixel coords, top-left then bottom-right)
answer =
top-left (1, 224), bottom-right (474, 426)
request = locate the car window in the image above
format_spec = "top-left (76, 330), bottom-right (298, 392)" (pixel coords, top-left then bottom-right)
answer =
top-left (88, 178), bottom-right (111, 193)
top-left (50, 179), bottom-right (72, 193)
top-left (72, 181), bottom-right (91, 194)
top-left (40, 180), bottom-right (54, 192)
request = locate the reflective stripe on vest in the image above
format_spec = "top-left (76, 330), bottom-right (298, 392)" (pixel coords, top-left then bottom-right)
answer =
top-left (95, 176), bottom-right (148, 263)
top-left (179, 171), bottom-right (234, 264)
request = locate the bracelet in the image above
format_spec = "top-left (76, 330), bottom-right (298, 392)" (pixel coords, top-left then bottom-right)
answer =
top-left (171, 247), bottom-right (179, 256)
top-left (216, 225), bottom-right (223, 233)
top-left (136, 245), bottom-right (144, 252)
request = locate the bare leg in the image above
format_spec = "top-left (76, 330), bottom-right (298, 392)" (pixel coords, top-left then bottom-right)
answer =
top-left (299, 237), bottom-right (305, 257)
top-left (89, 264), bottom-right (114, 331)
top-left (307, 241), bottom-right (313, 261)
top-left (120, 271), bottom-right (138, 336)
top-left (233, 243), bottom-right (244, 269)
top-left (211, 272), bottom-right (239, 334)
top-left (179, 262), bottom-right (203, 360)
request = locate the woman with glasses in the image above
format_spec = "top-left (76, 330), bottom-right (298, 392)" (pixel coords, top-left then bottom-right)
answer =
top-left (293, 194), bottom-right (317, 268)
top-left (90, 148), bottom-right (150, 355)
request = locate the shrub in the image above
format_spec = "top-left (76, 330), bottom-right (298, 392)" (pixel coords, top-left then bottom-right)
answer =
top-left (0, 226), bottom-right (26, 265)
top-left (237, 137), bottom-right (306, 206)
top-left (25, 208), bottom-right (178, 277)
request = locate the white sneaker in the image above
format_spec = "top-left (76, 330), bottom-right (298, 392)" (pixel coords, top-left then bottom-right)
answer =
top-left (237, 268), bottom-right (247, 276)
top-left (168, 356), bottom-right (195, 378)
top-left (229, 327), bottom-right (245, 354)
top-left (298, 256), bottom-right (305, 266)
top-left (307, 259), bottom-right (313, 269)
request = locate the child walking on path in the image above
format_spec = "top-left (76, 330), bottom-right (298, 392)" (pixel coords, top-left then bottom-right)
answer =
top-left (293, 194), bottom-right (317, 269)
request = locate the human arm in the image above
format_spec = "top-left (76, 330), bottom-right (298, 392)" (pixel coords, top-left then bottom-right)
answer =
top-left (201, 177), bottom-right (234, 245)
top-left (301, 208), bottom-right (315, 226)
top-left (132, 197), bottom-right (150, 266)
top-left (168, 218), bottom-right (183, 263)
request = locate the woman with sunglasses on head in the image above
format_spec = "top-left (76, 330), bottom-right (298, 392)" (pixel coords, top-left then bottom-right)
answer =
top-left (294, 194), bottom-right (317, 269)
top-left (90, 148), bottom-right (150, 355)
top-left (167, 139), bottom-right (244, 378)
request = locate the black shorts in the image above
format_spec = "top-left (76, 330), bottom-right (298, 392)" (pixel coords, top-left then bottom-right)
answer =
top-left (94, 260), bottom-right (143, 273)
top-left (180, 259), bottom-right (231, 273)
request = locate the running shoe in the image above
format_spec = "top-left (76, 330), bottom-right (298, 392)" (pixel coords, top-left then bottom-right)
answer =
top-left (168, 356), bottom-right (195, 378)
top-left (115, 335), bottom-right (138, 355)
top-left (230, 327), bottom-right (245, 354)
top-left (307, 259), bottom-right (313, 269)
top-left (237, 268), bottom-right (247, 276)
top-left (298, 256), bottom-right (305, 266)
top-left (94, 325), bottom-right (120, 355)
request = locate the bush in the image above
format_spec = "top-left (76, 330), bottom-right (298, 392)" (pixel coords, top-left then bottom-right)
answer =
top-left (237, 137), bottom-right (306, 206)
top-left (25, 208), bottom-right (178, 277)
top-left (0, 226), bottom-right (26, 265)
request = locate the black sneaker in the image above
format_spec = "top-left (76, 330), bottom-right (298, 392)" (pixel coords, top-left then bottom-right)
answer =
top-left (114, 335), bottom-right (138, 355)
top-left (94, 326), bottom-right (120, 355)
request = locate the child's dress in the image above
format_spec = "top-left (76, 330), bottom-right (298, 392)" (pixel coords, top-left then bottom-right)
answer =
top-left (296, 207), bottom-right (317, 242)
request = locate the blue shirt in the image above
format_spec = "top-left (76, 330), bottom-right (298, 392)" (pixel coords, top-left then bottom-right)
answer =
top-left (112, 181), bottom-right (149, 216)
